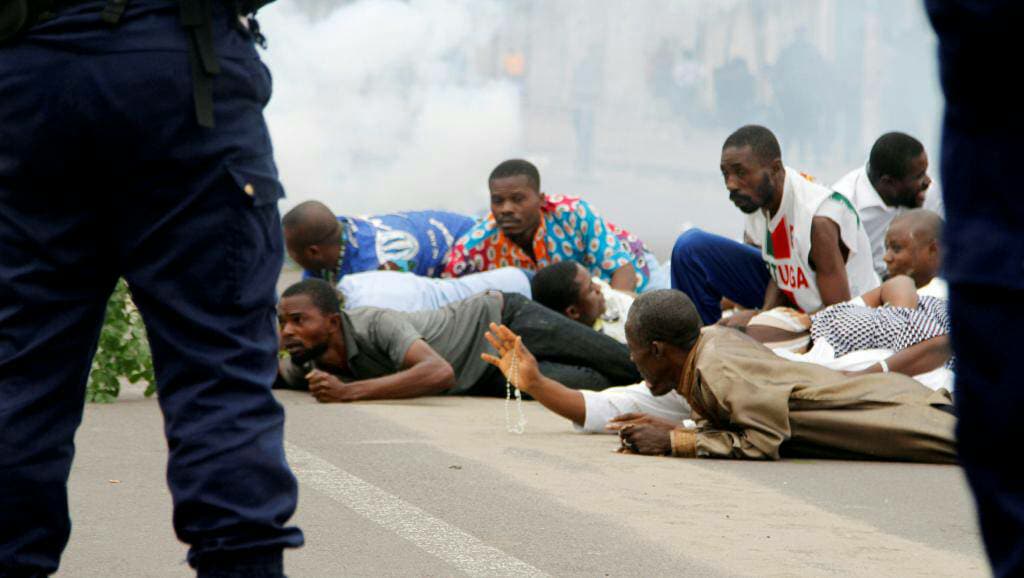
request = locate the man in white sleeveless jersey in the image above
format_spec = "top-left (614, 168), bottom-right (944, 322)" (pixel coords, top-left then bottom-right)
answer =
top-left (670, 125), bottom-right (879, 325)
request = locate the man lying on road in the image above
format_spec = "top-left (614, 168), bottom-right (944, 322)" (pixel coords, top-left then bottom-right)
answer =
top-left (482, 289), bottom-right (956, 463)
top-left (275, 279), bottom-right (640, 400)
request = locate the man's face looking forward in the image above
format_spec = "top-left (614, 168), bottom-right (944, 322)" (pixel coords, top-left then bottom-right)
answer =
top-left (720, 145), bottom-right (779, 214)
top-left (277, 294), bottom-right (335, 365)
top-left (489, 174), bottom-right (544, 239)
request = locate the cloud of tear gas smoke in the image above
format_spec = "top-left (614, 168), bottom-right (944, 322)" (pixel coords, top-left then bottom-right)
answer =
top-left (257, 0), bottom-right (944, 257)
top-left (259, 0), bottom-right (521, 216)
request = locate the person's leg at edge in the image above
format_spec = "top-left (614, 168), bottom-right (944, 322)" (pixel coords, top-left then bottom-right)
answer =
top-left (670, 228), bottom-right (769, 324)
top-left (0, 28), bottom-right (120, 575)
top-left (0, 203), bottom-right (118, 575)
top-left (951, 285), bottom-right (1024, 576)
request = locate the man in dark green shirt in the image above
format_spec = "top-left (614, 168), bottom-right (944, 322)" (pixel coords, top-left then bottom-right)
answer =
top-left (276, 279), bottom-right (639, 401)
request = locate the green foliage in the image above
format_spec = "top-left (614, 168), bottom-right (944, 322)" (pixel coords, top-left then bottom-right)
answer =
top-left (87, 279), bottom-right (156, 403)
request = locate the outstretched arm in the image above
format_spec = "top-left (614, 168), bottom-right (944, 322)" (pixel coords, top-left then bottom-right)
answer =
top-left (847, 335), bottom-right (952, 378)
top-left (482, 323), bottom-right (587, 424)
top-left (309, 340), bottom-right (456, 402)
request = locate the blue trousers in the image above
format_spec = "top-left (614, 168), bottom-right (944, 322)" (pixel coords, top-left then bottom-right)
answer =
top-left (0, 2), bottom-right (302, 574)
top-left (669, 228), bottom-right (770, 324)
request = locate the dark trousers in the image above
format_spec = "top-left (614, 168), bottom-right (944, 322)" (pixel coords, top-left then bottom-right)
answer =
top-left (950, 286), bottom-right (1024, 575)
top-left (670, 228), bottom-right (770, 324)
top-left (0, 2), bottom-right (302, 575)
top-left (473, 293), bottom-right (641, 394)
top-left (926, 2), bottom-right (1024, 575)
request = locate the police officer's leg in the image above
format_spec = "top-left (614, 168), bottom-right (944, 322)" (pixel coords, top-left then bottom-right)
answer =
top-left (0, 185), bottom-right (118, 574)
top-left (670, 228), bottom-right (769, 325)
top-left (106, 47), bottom-right (302, 575)
top-left (0, 34), bottom-right (122, 575)
top-left (124, 179), bottom-right (302, 572)
top-left (951, 285), bottom-right (1024, 576)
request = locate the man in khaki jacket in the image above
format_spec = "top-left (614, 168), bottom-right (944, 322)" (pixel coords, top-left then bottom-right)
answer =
top-left (482, 289), bottom-right (956, 463)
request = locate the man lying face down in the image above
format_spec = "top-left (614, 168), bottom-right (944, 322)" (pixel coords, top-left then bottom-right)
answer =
top-left (275, 279), bottom-right (640, 401)
top-left (483, 289), bottom-right (956, 463)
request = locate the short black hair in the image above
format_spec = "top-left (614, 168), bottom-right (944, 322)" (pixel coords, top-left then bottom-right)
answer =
top-left (722, 125), bottom-right (782, 164)
top-left (867, 132), bottom-right (925, 183)
top-left (625, 289), bottom-right (702, 350)
top-left (531, 261), bottom-right (584, 314)
top-left (281, 279), bottom-right (344, 314)
top-left (489, 159), bottom-right (540, 192)
top-left (281, 200), bottom-right (338, 248)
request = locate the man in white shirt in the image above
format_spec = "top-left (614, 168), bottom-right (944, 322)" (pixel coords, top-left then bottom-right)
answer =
top-left (671, 125), bottom-right (879, 325)
top-left (833, 132), bottom-right (934, 278)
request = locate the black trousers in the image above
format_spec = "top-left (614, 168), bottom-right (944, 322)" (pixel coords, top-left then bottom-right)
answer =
top-left (472, 293), bottom-right (641, 395)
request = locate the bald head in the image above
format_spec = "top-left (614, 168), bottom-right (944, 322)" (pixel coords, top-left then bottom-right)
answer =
top-left (624, 289), bottom-right (704, 396)
top-left (282, 201), bottom-right (338, 248)
top-left (883, 209), bottom-right (944, 287)
top-left (890, 209), bottom-right (943, 245)
top-left (625, 289), bottom-right (703, 350)
top-left (282, 200), bottom-right (342, 275)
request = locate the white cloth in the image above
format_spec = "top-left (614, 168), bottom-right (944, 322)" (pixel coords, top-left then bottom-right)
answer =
top-left (776, 340), bottom-right (954, 392)
top-left (745, 167), bottom-right (879, 314)
top-left (592, 277), bottom-right (634, 344)
top-left (918, 277), bottom-right (948, 299)
top-left (575, 383), bottom-right (695, 434)
top-left (832, 166), bottom-right (904, 278)
top-left (339, 268), bottom-right (531, 312)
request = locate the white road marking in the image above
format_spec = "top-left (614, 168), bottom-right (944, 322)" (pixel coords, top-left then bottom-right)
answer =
top-left (285, 442), bottom-right (548, 577)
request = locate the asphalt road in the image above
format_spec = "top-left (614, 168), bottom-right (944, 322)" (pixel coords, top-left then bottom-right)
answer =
top-left (56, 382), bottom-right (987, 577)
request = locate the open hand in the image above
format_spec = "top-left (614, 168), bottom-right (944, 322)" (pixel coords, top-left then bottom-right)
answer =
top-left (480, 323), bottom-right (541, 394)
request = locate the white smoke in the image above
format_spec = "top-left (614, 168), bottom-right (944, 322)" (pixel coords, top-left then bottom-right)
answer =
top-left (259, 0), bottom-right (521, 216)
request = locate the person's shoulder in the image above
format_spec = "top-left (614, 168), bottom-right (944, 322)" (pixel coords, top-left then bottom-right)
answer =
top-left (343, 306), bottom-right (392, 331)
top-left (457, 216), bottom-right (499, 246)
top-left (543, 193), bottom-right (583, 214)
top-left (831, 166), bottom-right (865, 192)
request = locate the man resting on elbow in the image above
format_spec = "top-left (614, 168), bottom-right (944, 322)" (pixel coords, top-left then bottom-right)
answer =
top-left (275, 279), bottom-right (640, 401)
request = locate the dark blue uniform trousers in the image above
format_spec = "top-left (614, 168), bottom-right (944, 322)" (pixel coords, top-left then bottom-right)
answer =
top-left (669, 228), bottom-right (770, 325)
top-left (0, 1), bottom-right (303, 574)
top-left (927, 1), bottom-right (1024, 576)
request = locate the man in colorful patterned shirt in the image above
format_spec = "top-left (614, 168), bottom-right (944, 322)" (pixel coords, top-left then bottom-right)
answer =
top-left (283, 200), bottom-right (475, 281)
top-left (443, 159), bottom-right (655, 292)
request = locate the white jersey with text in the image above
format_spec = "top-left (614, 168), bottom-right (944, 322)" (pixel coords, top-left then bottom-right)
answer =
top-left (744, 167), bottom-right (879, 313)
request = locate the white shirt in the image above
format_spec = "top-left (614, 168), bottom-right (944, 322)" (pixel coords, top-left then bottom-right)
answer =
top-left (575, 384), bottom-right (694, 434)
top-left (832, 166), bottom-right (903, 278)
top-left (745, 167), bottom-right (880, 314)
top-left (918, 277), bottom-right (948, 300)
top-left (338, 268), bottom-right (531, 311)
